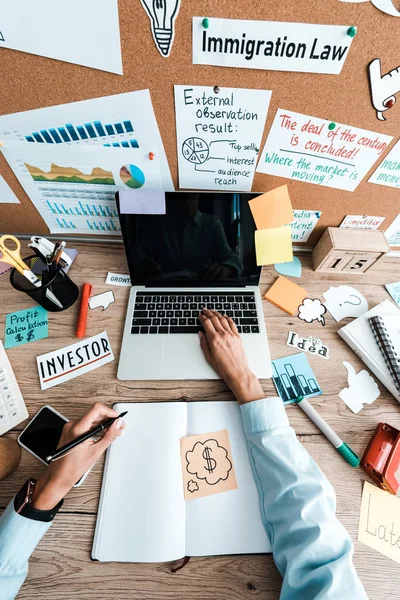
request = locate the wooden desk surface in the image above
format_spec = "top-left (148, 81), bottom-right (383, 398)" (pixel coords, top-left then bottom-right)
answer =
top-left (1, 241), bottom-right (400, 600)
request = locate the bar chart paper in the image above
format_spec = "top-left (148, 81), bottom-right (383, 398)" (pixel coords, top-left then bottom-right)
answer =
top-left (0, 0), bottom-right (122, 74)
top-left (1, 141), bottom-right (163, 235)
top-left (0, 90), bottom-right (173, 191)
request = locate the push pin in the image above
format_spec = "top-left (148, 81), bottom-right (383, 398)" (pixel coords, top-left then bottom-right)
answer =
top-left (202, 18), bottom-right (209, 29)
top-left (328, 122), bottom-right (336, 130)
top-left (213, 86), bottom-right (220, 94)
top-left (347, 26), bottom-right (357, 38)
top-left (149, 152), bottom-right (155, 161)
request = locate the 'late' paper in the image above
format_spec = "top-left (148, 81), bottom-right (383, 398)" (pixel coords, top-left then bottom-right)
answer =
top-left (180, 429), bottom-right (237, 500)
top-left (5, 306), bottom-right (48, 349)
top-left (255, 227), bottom-right (293, 266)
top-left (358, 481), bottom-right (400, 564)
top-left (174, 85), bottom-right (271, 191)
top-left (192, 17), bottom-right (354, 75)
top-left (257, 109), bottom-right (393, 191)
top-left (369, 140), bottom-right (400, 189)
top-left (340, 215), bottom-right (385, 230)
top-left (36, 331), bottom-right (114, 390)
top-left (385, 214), bottom-right (400, 246)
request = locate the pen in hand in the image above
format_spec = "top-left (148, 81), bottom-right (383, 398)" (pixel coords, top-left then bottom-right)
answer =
top-left (46, 411), bottom-right (128, 462)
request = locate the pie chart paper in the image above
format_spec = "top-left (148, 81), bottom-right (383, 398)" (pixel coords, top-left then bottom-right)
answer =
top-left (120, 164), bottom-right (146, 188)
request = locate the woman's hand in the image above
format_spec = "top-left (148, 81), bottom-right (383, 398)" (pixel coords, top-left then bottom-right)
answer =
top-left (31, 403), bottom-right (125, 510)
top-left (198, 308), bottom-right (265, 404)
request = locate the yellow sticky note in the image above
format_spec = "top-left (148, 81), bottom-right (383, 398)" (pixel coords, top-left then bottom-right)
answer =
top-left (358, 481), bottom-right (400, 564)
top-left (249, 185), bottom-right (293, 229)
top-left (255, 226), bottom-right (293, 266)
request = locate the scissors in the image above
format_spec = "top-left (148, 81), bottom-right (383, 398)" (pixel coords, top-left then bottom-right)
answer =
top-left (0, 235), bottom-right (63, 309)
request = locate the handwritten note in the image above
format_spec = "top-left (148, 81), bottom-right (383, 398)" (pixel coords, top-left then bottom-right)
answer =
top-left (369, 139), bottom-right (400, 189)
top-left (340, 215), bottom-right (385, 230)
top-left (358, 481), bottom-right (400, 564)
top-left (5, 306), bottom-right (48, 349)
top-left (289, 210), bottom-right (321, 242)
top-left (180, 429), bottom-right (237, 500)
top-left (249, 185), bottom-right (293, 229)
top-left (255, 227), bottom-right (293, 266)
top-left (385, 214), bottom-right (400, 246)
top-left (257, 109), bottom-right (393, 191)
top-left (36, 331), bottom-right (114, 390)
top-left (386, 281), bottom-right (400, 307)
top-left (174, 85), bottom-right (271, 191)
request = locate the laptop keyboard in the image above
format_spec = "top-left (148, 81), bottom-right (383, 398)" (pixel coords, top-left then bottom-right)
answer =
top-left (131, 292), bottom-right (260, 335)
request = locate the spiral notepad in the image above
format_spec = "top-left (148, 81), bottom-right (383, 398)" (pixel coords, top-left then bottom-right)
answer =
top-left (369, 315), bottom-right (400, 394)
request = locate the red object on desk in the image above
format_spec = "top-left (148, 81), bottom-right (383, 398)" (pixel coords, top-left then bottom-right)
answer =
top-left (75, 283), bottom-right (92, 338)
top-left (361, 423), bottom-right (400, 495)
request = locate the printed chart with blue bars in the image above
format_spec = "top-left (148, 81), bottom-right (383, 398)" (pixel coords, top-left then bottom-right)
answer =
top-left (42, 191), bottom-right (120, 232)
top-left (25, 119), bottom-right (139, 149)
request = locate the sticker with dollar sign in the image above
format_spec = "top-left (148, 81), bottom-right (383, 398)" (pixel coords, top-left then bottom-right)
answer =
top-left (180, 429), bottom-right (237, 500)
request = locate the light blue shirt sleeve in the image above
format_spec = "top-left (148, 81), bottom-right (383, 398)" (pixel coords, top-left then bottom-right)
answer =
top-left (241, 397), bottom-right (368, 600)
top-left (0, 499), bottom-right (52, 600)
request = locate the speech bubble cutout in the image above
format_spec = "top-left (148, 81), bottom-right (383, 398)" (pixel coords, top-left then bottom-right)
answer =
top-left (339, 362), bottom-right (380, 413)
top-left (323, 285), bottom-right (368, 322)
top-left (298, 298), bottom-right (327, 326)
top-left (339, 0), bottom-right (400, 17)
top-left (88, 290), bottom-right (115, 311)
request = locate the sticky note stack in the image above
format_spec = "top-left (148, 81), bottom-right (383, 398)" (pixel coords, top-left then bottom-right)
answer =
top-left (249, 185), bottom-right (294, 266)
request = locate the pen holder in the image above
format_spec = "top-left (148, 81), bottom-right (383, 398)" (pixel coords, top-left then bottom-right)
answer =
top-left (10, 255), bottom-right (79, 312)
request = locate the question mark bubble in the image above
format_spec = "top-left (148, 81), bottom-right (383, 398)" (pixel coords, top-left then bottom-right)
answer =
top-left (323, 286), bottom-right (368, 322)
top-left (88, 290), bottom-right (115, 311)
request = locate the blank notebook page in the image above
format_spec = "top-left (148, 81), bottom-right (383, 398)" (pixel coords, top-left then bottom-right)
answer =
top-left (92, 402), bottom-right (187, 562)
top-left (185, 401), bottom-right (271, 556)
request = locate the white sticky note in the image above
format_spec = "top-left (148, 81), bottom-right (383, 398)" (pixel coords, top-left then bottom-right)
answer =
top-left (256, 109), bottom-right (393, 192)
top-left (88, 291), bottom-right (115, 311)
top-left (339, 362), bottom-right (380, 413)
top-left (369, 140), bottom-right (400, 188)
top-left (36, 331), bottom-right (114, 390)
top-left (289, 210), bottom-right (321, 242)
top-left (0, 176), bottom-right (20, 203)
top-left (385, 214), bottom-right (400, 246)
top-left (105, 272), bottom-right (132, 287)
top-left (0, 0), bottom-right (122, 74)
top-left (340, 215), bottom-right (385, 230)
top-left (119, 190), bottom-right (166, 214)
top-left (358, 482), bottom-right (400, 565)
top-left (192, 17), bottom-right (354, 75)
top-left (174, 85), bottom-right (271, 191)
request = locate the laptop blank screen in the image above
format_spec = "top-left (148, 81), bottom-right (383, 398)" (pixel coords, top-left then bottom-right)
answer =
top-left (117, 192), bottom-right (262, 287)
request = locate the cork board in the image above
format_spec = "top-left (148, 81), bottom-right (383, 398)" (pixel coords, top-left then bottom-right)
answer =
top-left (0, 0), bottom-right (399, 246)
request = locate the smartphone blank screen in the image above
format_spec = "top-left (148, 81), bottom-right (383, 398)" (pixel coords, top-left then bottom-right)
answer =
top-left (19, 407), bottom-right (67, 463)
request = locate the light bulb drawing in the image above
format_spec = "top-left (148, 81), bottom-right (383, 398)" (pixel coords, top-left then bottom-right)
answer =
top-left (140, 0), bottom-right (182, 57)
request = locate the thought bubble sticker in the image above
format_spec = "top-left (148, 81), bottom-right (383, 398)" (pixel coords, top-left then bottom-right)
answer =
top-left (298, 298), bottom-right (327, 326)
top-left (180, 429), bottom-right (237, 500)
top-left (88, 290), bottom-right (115, 311)
top-left (323, 285), bottom-right (368, 322)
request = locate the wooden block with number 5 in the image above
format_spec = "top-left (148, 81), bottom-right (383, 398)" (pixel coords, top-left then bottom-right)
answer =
top-left (312, 228), bottom-right (389, 274)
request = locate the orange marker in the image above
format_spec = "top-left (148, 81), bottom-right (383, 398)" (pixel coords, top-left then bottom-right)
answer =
top-left (76, 282), bottom-right (92, 338)
top-left (149, 152), bottom-right (154, 160)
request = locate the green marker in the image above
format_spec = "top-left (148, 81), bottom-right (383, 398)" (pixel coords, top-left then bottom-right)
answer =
top-left (202, 17), bottom-right (209, 29)
top-left (294, 396), bottom-right (360, 467)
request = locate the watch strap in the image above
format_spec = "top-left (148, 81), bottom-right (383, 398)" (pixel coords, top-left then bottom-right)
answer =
top-left (15, 479), bottom-right (63, 522)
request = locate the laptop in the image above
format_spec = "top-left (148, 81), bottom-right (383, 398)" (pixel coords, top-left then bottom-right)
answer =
top-left (116, 191), bottom-right (272, 381)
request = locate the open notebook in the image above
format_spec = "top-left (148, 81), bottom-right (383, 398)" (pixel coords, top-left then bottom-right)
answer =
top-left (92, 401), bottom-right (271, 562)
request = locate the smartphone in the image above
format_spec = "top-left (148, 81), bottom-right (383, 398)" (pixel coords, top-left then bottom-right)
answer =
top-left (18, 405), bottom-right (89, 487)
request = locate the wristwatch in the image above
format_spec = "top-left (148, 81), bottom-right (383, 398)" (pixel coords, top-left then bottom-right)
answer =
top-left (14, 478), bottom-right (63, 522)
